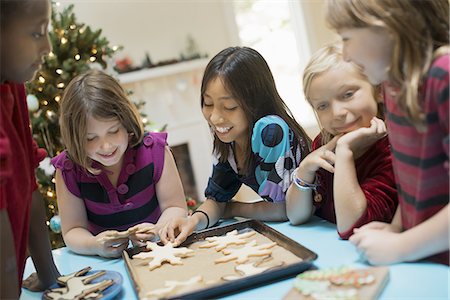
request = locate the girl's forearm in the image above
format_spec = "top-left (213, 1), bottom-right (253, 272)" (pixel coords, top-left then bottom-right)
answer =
top-left (286, 184), bottom-right (314, 225)
top-left (334, 148), bottom-right (367, 233)
top-left (226, 201), bottom-right (288, 221)
top-left (28, 191), bottom-right (59, 285)
top-left (63, 228), bottom-right (98, 256)
top-left (400, 205), bottom-right (449, 262)
top-left (191, 199), bottom-right (225, 230)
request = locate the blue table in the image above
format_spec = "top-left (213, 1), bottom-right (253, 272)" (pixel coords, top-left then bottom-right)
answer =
top-left (20, 217), bottom-right (449, 299)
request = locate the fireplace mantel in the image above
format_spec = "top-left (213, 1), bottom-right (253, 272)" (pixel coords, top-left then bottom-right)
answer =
top-left (118, 58), bottom-right (210, 84)
top-left (118, 58), bottom-right (212, 201)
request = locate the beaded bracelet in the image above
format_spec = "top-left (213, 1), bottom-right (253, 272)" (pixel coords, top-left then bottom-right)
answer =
top-left (191, 210), bottom-right (210, 230)
top-left (291, 168), bottom-right (319, 191)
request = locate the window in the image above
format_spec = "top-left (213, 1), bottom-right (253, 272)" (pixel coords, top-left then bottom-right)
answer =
top-left (227, 0), bottom-right (318, 131)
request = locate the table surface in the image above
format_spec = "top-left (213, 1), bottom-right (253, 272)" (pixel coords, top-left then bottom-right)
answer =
top-left (20, 217), bottom-right (449, 299)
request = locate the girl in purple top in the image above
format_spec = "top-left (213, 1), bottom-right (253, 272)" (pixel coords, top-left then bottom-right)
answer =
top-left (52, 69), bottom-right (187, 258)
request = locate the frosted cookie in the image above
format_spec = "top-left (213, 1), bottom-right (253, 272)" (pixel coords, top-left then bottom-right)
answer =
top-left (298, 266), bottom-right (375, 287)
top-left (132, 241), bottom-right (194, 270)
top-left (199, 229), bottom-right (256, 251)
top-left (215, 240), bottom-right (276, 264)
top-left (293, 267), bottom-right (379, 299)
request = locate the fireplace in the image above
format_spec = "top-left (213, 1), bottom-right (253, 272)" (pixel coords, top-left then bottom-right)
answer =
top-left (171, 143), bottom-right (198, 200)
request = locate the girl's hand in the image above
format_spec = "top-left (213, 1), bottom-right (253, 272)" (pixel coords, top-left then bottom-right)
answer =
top-left (336, 117), bottom-right (387, 158)
top-left (349, 222), bottom-right (404, 265)
top-left (159, 216), bottom-right (198, 247)
top-left (353, 221), bottom-right (401, 234)
top-left (94, 231), bottom-right (129, 258)
top-left (298, 135), bottom-right (340, 179)
top-left (22, 273), bottom-right (49, 292)
top-left (128, 223), bottom-right (160, 246)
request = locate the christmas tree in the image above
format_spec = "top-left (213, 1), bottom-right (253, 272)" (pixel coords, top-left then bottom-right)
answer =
top-left (26, 4), bottom-right (124, 248)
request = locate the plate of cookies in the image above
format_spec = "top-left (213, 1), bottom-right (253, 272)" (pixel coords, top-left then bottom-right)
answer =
top-left (42, 267), bottom-right (123, 300)
top-left (123, 219), bottom-right (317, 299)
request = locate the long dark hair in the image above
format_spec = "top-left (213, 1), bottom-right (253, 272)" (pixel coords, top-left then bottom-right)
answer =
top-left (200, 46), bottom-right (311, 174)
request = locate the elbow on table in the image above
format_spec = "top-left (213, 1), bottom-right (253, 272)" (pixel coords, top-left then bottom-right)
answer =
top-left (287, 211), bottom-right (311, 226)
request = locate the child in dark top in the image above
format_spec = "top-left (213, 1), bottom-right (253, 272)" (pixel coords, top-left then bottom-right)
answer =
top-left (286, 43), bottom-right (398, 239)
top-left (0, 0), bottom-right (59, 297)
top-left (326, 0), bottom-right (449, 265)
top-left (160, 46), bottom-right (311, 246)
top-left (52, 69), bottom-right (187, 258)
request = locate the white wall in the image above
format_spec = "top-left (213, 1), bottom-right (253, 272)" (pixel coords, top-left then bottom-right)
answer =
top-left (58, 0), bottom-right (337, 69)
top-left (298, 0), bottom-right (339, 52)
top-left (58, 1), bottom-right (235, 64)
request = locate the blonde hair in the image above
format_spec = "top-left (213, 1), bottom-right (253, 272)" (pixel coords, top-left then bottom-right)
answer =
top-left (59, 69), bottom-right (144, 172)
top-left (303, 43), bottom-right (382, 144)
top-left (326, 0), bottom-right (449, 130)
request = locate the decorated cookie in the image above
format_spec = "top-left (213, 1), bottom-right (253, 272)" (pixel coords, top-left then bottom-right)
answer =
top-left (199, 229), bottom-right (256, 251)
top-left (132, 241), bottom-right (194, 270)
top-left (215, 240), bottom-right (277, 264)
top-left (297, 266), bottom-right (375, 287)
top-left (291, 266), bottom-right (383, 300)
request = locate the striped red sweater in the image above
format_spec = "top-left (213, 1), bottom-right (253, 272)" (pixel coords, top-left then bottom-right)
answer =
top-left (383, 54), bottom-right (449, 265)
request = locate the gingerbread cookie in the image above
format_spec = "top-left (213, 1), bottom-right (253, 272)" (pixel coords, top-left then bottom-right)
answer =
top-left (199, 229), bottom-right (256, 251)
top-left (97, 226), bottom-right (139, 242)
top-left (215, 240), bottom-right (276, 264)
top-left (146, 275), bottom-right (204, 298)
top-left (43, 267), bottom-right (113, 300)
top-left (222, 256), bottom-right (285, 281)
top-left (132, 241), bottom-right (194, 270)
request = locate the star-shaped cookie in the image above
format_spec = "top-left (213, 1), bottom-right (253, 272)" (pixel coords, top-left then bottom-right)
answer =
top-left (199, 229), bottom-right (256, 251)
top-left (215, 240), bottom-right (276, 264)
top-left (132, 241), bottom-right (194, 270)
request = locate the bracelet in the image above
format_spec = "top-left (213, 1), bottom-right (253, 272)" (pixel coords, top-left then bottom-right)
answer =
top-left (191, 210), bottom-right (210, 230)
top-left (291, 168), bottom-right (319, 191)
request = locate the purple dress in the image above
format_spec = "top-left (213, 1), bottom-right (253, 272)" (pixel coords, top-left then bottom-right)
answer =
top-left (52, 132), bottom-right (167, 234)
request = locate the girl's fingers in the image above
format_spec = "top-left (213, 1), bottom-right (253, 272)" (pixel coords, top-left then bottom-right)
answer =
top-left (319, 160), bottom-right (335, 173)
top-left (159, 226), bottom-right (169, 244)
top-left (325, 134), bottom-right (342, 150)
top-left (173, 229), bottom-right (189, 247)
top-left (372, 117), bottom-right (387, 135)
top-left (320, 150), bottom-right (336, 169)
top-left (167, 223), bottom-right (177, 243)
top-left (349, 231), bottom-right (364, 246)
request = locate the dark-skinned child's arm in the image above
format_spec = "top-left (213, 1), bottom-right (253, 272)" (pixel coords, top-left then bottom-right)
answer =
top-left (22, 190), bottom-right (60, 291)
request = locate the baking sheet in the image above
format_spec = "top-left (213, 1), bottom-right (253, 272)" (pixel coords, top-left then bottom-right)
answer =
top-left (123, 219), bottom-right (318, 299)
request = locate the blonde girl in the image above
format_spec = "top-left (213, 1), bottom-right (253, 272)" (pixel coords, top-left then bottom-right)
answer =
top-left (326, 0), bottom-right (449, 265)
top-left (286, 43), bottom-right (397, 239)
top-left (160, 46), bottom-right (311, 246)
top-left (52, 69), bottom-right (187, 258)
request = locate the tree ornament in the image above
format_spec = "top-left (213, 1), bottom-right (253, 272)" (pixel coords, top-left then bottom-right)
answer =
top-left (49, 215), bottom-right (62, 233)
top-left (26, 94), bottom-right (39, 112)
